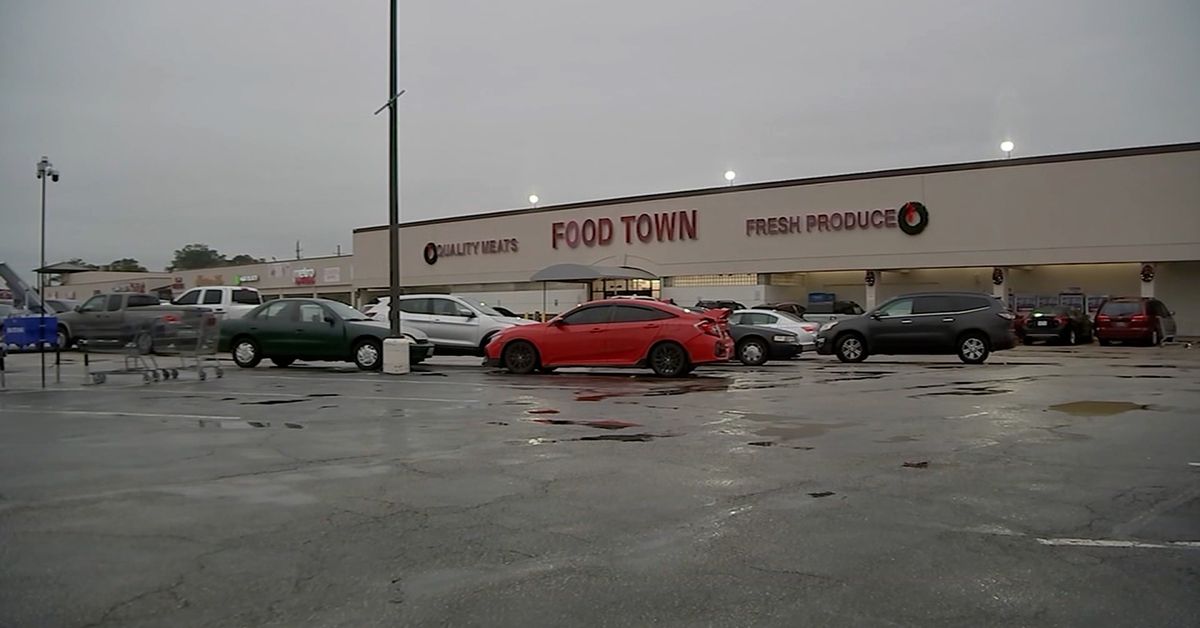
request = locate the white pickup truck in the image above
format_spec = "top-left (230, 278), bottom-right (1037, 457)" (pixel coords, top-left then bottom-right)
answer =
top-left (171, 286), bottom-right (263, 319)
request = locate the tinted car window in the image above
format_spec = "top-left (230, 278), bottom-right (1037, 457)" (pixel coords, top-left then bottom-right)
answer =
top-left (398, 298), bottom-right (430, 314)
top-left (128, 294), bottom-right (159, 307)
top-left (106, 295), bottom-right (124, 311)
top-left (561, 305), bottom-right (613, 325)
top-left (1152, 301), bottom-right (1169, 316)
top-left (174, 290), bottom-right (200, 305)
top-left (429, 298), bottom-right (464, 317)
top-left (257, 301), bottom-right (293, 320)
top-left (834, 301), bottom-right (864, 315)
top-left (913, 296), bottom-right (954, 314)
top-left (202, 290), bottom-right (223, 305)
top-left (952, 296), bottom-right (991, 311)
top-left (742, 312), bottom-right (775, 326)
top-left (1100, 301), bottom-right (1141, 316)
top-left (877, 298), bottom-right (914, 317)
top-left (612, 305), bottom-right (673, 322)
top-left (232, 289), bottom-right (261, 305)
top-left (807, 302), bottom-right (832, 314)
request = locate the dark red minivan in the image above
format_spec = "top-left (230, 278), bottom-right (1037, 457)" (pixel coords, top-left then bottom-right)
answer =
top-left (1094, 297), bottom-right (1177, 346)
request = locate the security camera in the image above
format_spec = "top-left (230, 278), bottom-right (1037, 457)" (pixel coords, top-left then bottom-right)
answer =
top-left (51, 172), bottom-right (60, 182)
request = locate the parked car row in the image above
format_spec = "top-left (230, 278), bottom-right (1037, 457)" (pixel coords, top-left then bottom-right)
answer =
top-left (1014, 297), bottom-right (1177, 347)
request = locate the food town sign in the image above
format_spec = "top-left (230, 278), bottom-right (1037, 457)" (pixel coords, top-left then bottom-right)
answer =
top-left (552, 210), bottom-right (698, 249)
top-left (745, 202), bottom-right (930, 237)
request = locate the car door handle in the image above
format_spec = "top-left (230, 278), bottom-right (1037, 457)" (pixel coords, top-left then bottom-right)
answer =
top-left (900, 319), bottom-right (913, 325)
top-left (642, 324), bottom-right (659, 328)
top-left (589, 328), bottom-right (604, 333)
top-left (942, 317), bottom-right (955, 323)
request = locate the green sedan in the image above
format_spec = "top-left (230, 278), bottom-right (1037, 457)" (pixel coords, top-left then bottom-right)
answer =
top-left (218, 298), bottom-right (434, 370)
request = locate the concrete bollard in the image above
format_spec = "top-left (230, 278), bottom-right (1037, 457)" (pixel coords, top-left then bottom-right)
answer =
top-left (382, 337), bottom-right (411, 375)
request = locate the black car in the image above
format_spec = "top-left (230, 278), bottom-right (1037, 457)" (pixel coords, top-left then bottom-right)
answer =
top-left (729, 324), bottom-right (802, 366)
top-left (1018, 306), bottom-right (1094, 345)
top-left (815, 292), bottom-right (1017, 364)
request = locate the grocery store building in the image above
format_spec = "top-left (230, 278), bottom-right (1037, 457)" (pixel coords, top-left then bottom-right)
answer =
top-left (47, 143), bottom-right (1200, 336)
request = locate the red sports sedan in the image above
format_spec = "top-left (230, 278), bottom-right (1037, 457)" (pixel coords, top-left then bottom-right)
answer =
top-left (484, 299), bottom-right (732, 376)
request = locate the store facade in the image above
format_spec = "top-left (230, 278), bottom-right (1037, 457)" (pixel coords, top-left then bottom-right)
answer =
top-left (352, 143), bottom-right (1200, 335)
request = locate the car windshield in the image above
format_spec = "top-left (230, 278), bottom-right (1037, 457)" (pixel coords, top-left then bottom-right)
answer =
top-left (324, 301), bottom-right (372, 321)
top-left (1032, 307), bottom-right (1068, 316)
top-left (776, 311), bottom-right (807, 323)
top-left (473, 302), bottom-right (504, 317)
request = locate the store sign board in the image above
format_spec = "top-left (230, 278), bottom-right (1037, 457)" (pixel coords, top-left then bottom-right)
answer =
top-left (323, 267), bottom-right (341, 283)
top-left (293, 268), bottom-right (316, 285)
top-left (423, 239), bottom-right (519, 265)
top-left (745, 202), bottom-right (929, 237)
top-left (551, 210), bottom-right (698, 249)
top-left (236, 274), bottom-right (259, 284)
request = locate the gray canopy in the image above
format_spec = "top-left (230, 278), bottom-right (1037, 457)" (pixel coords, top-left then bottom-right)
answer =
top-left (530, 263), bottom-right (657, 283)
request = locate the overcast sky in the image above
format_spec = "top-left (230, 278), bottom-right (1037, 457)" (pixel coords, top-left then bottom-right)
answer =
top-left (2, 0), bottom-right (1198, 279)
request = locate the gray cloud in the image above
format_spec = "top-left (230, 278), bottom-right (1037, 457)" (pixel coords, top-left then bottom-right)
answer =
top-left (2, 0), bottom-right (1198, 280)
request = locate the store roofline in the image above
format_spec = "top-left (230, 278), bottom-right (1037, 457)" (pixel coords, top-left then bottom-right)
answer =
top-left (354, 141), bottom-right (1200, 234)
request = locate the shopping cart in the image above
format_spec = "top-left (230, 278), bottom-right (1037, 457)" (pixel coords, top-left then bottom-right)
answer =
top-left (81, 308), bottom-right (223, 385)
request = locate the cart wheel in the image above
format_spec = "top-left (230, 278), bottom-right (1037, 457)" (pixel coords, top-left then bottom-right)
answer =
top-left (199, 370), bottom-right (207, 381)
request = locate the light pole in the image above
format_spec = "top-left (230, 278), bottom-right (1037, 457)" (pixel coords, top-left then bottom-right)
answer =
top-left (1000, 140), bottom-right (1015, 159)
top-left (36, 156), bottom-right (60, 389)
top-left (371, 0), bottom-right (405, 335)
top-left (724, 170), bottom-right (736, 186)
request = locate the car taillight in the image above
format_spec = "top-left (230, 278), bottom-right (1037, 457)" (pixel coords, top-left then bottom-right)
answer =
top-left (1130, 314), bottom-right (1148, 323)
top-left (161, 314), bottom-right (180, 323)
top-left (697, 319), bottom-right (721, 337)
top-left (1096, 314), bottom-right (1110, 322)
top-left (801, 324), bottom-right (818, 333)
top-left (1056, 316), bottom-right (1068, 325)
top-left (997, 311), bottom-right (1015, 320)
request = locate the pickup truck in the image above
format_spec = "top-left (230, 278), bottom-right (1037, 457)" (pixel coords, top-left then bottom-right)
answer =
top-left (171, 286), bottom-right (263, 319)
top-left (56, 292), bottom-right (215, 353)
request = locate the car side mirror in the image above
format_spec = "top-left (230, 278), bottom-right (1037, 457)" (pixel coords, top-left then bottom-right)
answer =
top-left (1169, 310), bottom-right (1176, 317)
top-left (869, 312), bottom-right (881, 320)
top-left (74, 305), bottom-right (83, 313)
top-left (324, 316), bottom-right (336, 326)
top-left (458, 309), bottom-right (476, 318)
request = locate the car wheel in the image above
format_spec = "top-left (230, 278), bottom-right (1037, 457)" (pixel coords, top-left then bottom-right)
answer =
top-left (134, 331), bottom-right (154, 355)
top-left (1149, 329), bottom-right (1161, 347)
top-left (1098, 338), bottom-right (1112, 347)
top-left (737, 338), bottom-right (769, 366)
top-left (503, 341), bottom-right (538, 375)
top-left (538, 366), bottom-right (557, 374)
top-left (1065, 328), bottom-right (1078, 345)
top-left (232, 338), bottom-right (262, 368)
top-left (353, 339), bottom-right (383, 370)
top-left (834, 333), bottom-right (868, 363)
top-left (56, 326), bottom-right (71, 349)
top-left (649, 342), bottom-right (689, 377)
top-left (1022, 336), bottom-right (1034, 346)
top-left (957, 333), bottom-right (990, 364)
top-left (270, 357), bottom-right (295, 368)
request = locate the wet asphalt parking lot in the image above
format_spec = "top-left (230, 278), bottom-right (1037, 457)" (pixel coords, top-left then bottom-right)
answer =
top-left (1, 345), bottom-right (1198, 627)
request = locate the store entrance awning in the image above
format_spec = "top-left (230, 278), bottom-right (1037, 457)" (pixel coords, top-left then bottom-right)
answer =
top-left (530, 263), bottom-right (658, 283)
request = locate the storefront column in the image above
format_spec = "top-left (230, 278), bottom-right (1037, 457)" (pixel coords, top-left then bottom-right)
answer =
top-left (865, 270), bottom-right (878, 310)
top-left (1140, 263), bottom-right (1155, 298)
top-left (991, 267), bottom-right (1007, 301)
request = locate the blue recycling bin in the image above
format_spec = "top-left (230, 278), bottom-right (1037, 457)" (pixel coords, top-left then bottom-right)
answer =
top-left (1, 315), bottom-right (59, 350)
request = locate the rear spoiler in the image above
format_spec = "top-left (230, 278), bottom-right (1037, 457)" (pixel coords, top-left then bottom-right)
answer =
top-left (706, 308), bottom-right (732, 321)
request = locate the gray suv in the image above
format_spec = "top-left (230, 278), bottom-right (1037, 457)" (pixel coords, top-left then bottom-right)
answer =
top-left (815, 292), bottom-right (1017, 364)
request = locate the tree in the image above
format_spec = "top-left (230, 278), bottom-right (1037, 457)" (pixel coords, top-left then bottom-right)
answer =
top-left (65, 257), bottom-right (99, 270)
top-left (169, 244), bottom-right (227, 271)
top-left (105, 258), bottom-right (148, 272)
top-left (227, 254), bottom-right (265, 266)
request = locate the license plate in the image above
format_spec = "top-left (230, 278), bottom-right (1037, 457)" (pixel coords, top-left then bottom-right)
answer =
top-left (1114, 322), bottom-right (1127, 327)
top-left (1036, 320), bottom-right (1048, 327)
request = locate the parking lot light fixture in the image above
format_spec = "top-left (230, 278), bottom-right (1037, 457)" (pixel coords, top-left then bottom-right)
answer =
top-left (1000, 140), bottom-right (1015, 159)
top-left (724, 170), bottom-right (736, 186)
top-left (528, 194), bottom-right (539, 206)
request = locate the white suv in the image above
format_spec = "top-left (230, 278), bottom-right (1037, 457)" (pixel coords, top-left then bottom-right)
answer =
top-left (366, 295), bottom-right (534, 356)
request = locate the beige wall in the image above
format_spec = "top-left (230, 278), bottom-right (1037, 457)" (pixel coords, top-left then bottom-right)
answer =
top-left (353, 149), bottom-right (1200, 289)
top-left (1157, 261), bottom-right (1200, 336)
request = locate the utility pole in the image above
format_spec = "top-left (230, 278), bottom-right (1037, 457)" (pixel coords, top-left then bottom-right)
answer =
top-left (386, 0), bottom-right (402, 335)
top-left (295, 240), bottom-right (302, 259)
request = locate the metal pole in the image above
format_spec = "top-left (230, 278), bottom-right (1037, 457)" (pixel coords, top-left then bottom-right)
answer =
top-left (40, 174), bottom-right (46, 389)
top-left (386, 0), bottom-right (402, 335)
top-left (542, 282), bottom-right (547, 322)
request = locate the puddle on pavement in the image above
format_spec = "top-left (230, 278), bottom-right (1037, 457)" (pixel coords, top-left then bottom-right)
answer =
top-left (574, 377), bottom-right (731, 402)
top-left (247, 421), bottom-right (269, 428)
top-left (318, 404), bottom-right (337, 410)
top-left (241, 398), bottom-right (308, 406)
top-left (1117, 375), bottom-right (1175, 379)
top-left (307, 393), bottom-right (340, 398)
top-left (913, 386), bottom-right (1011, 397)
top-left (417, 372), bottom-right (448, 377)
top-left (220, 397), bottom-right (238, 401)
top-left (576, 433), bottom-right (672, 442)
top-left (284, 422), bottom-right (304, 429)
top-left (526, 408), bottom-right (560, 414)
top-left (486, 421), bottom-right (510, 426)
top-left (1049, 401), bottom-right (1152, 416)
top-left (530, 418), bottom-right (640, 430)
top-left (753, 423), bottom-right (851, 440)
top-left (747, 441), bottom-right (774, 447)
top-left (808, 491), bottom-right (835, 498)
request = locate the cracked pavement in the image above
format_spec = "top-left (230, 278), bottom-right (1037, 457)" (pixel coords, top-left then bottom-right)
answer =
top-left (1, 344), bottom-right (1198, 627)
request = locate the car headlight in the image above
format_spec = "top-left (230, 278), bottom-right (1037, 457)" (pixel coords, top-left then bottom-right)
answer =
top-left (772, 334), bottom-right (797, 343)
top-left (819, 320), bottom-right (839, 332)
